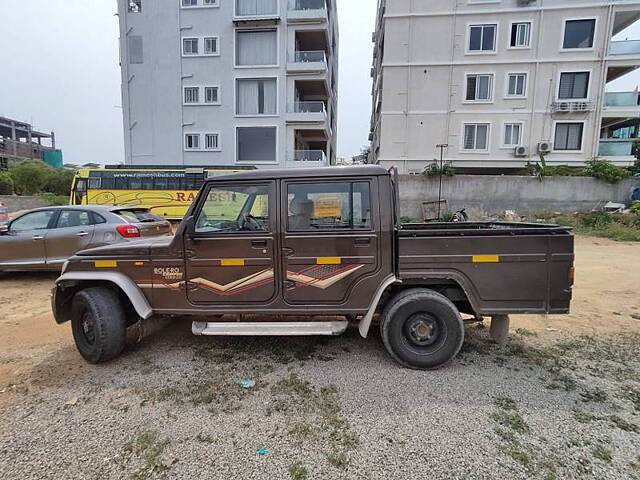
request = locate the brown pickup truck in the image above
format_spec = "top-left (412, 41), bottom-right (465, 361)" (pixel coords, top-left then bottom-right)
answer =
top-left (52, 166), bottom-right (574, 369)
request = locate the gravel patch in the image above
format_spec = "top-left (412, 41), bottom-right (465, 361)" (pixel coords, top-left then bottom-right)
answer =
top-left (1, 323), bottom-right (639, 479)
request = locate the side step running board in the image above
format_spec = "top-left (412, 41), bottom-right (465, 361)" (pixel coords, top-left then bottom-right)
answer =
top-left (192, 321), bottom-right (348, 337)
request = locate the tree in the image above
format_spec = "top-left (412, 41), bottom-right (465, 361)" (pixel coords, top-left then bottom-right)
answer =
top-left (42, 167), bottom-right (76, 196)
top-left (0, 172), bottom-right (13, 195)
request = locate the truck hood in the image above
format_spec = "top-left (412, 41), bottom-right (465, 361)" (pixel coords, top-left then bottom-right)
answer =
top-left (76, 236), bottom-right (175, 258)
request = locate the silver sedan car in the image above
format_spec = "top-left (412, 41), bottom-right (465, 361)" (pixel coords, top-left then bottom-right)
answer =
top-left (0, 205), bottom-right (173, 271)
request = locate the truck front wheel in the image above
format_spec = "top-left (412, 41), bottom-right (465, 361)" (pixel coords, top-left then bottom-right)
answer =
top-left (380, 289), bottom-right (464, 370)
top-left (70, 287), bottom-right (127, 364)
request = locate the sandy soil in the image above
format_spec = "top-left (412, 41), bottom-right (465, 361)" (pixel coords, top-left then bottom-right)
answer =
top-left (0, 235), bottom-right (638, 401)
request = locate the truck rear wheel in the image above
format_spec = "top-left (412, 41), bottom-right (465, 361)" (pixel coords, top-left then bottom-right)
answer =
top-left (380, 288), bottom-right (464, 370)
top-left (71, 287), bottom-right (127, 364)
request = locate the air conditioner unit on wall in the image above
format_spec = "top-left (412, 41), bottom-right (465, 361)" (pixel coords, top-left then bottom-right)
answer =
top-left (538, 142), bottom-right (552, 154)
top-left (514, 146), bottom-right (528, 157)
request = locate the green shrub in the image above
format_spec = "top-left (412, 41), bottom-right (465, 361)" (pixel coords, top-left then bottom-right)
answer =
top-left (38, 192), bottom-right (69, 206)
top-left (0, 172), bottom-right (13, 195)
top-left (545, 165), bottom-right (582, 177)
top-left (583, 158), bottom-right (632, 183)
top-left (423, 162), bottom-right (455, 177)
top-left (8, 160), bottom-right (75, 197)
top-left (531, 211), bottom-right (640, 242)
top-left (631, 202), bottom-right (640, 214)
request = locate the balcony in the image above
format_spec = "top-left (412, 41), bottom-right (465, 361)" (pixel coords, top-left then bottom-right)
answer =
top-left (598, 139), bottom-right (634, 156)
top-left (287, 50), bottom-right (327, 73)
top-left (287, 0), bottom-right (327, 23)
top-left (234, 0), bottom-right (279, 23)
top-left (287, 101), bottom-right (327, 123)
top-left (286, 150), bottom-right (328, 168)
top-left (609, 39), bottom-right (640, 56)
top-left (603, 92), bottom-right (640, 118)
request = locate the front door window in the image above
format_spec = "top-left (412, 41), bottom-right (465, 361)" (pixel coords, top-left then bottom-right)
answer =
top-left (195, 185), bottom-right (270, 234)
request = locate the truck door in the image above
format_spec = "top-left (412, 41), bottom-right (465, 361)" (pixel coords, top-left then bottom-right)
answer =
top-left (184, 181), bottom-right (277, 305)
top-left (281, 178), bottom-right (384, 307)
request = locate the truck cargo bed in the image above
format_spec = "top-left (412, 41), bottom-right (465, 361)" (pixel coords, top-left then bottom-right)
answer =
top-left (399, 222), bottom-right (572, 237)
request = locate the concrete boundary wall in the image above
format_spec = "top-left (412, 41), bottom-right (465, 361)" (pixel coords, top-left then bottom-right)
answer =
top-left (0, 195), bottom-right (47, 214)
top-left (398, 175), bottom-right (640, 220)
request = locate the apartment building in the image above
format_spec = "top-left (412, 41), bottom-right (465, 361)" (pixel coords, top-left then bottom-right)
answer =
top-left (0, 116), bottom-right (59, 170)
top-left (370, 0), bottom-right (640, 173)
top-left (117, 0), bottom-right (338, 168)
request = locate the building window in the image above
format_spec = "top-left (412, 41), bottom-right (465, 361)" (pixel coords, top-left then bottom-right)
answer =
top-left (563, 19), bottom-right (595, 49)
top-left (185, 134), bottom-right (200, 150)
top-left (236, 78), bottom-right (277, 115)
top-left (205, 134), bottom-right (220, 150)
top-left (183, 38), bottom-right (199, 55)
top-left (558, 72), bottom-right (590, 99)
top-left (468, 24), bottom-right (497, 52)
top-left (182, 0), bottom-right (198, 6)
top-left (506, 73), bottom-right (527, 97)
top-left (466, 74), bottom-right (493, 101)
top-left (204, 0), bottom-right (219, 4)
top-left (503, 123), bottom-right (522, 147)
top-left (510, 22), bottom-right (531, 48)
top-left (463, 124), bottom-right (490, 151)
top-left (236, 0), bottom-right (278, 17)
top-left (204, 37), bottom-right (219, 55)
top-left (205, 86), bottom-right (220, 104)
top-left (128, 0), bottom-right (142, 13)
top-left (184, 87), bottom-right (200, 104)
top-left (554, 123), bottom-right (584, 151)
top-left (237, 127), bottom-right (277, 163)
top-left (236, 30), bottom-right (277, 66)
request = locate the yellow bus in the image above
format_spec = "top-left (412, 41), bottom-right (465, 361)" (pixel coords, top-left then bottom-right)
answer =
top-left (70, 165), bottom-right (255, 220)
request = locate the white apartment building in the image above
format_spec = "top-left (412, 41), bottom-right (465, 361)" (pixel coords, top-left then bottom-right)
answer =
top-left (370, 0), bottom-right (640, 173)
top-left (117, 0), bottom-right (338, 168)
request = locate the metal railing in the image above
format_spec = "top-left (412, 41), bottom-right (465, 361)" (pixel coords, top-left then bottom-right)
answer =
top-left (288, 0), bottom-right (326, 10)
top-left (604, 92), bottom-right (640, 107)
top-left (610, 39), bottom-right (640, 55)
top-left (293, 50), bottom-right (327, 63)
top-left (550, 100), bottom-right (594, 113)
top-left (290, 150), bottom-right (327, 163)
top-left (598, 139), bottom-right (634, 156)
top-left (290, 101), bottom-right (326, 113)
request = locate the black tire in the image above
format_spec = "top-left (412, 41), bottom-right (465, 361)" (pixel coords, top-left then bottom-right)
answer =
top-left (380, 288), bottom-right (464, 370)
top-left (71, 287), bottom-right (127, 364)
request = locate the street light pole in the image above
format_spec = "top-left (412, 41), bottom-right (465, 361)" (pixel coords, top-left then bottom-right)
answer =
top-left (435, 144), bottom-right (448, 220)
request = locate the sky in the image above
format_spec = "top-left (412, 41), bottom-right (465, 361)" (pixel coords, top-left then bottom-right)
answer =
top-left (0, 1), bottom-right (638, 166)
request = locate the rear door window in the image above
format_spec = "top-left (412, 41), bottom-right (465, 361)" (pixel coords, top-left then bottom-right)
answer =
top-left (56, 210), bottom-right (93, 228)
top-left (287, 182), bottom-right (372, 232)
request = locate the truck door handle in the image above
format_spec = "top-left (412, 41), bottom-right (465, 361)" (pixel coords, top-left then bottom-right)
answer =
top-left (251, 239), bottom-right (267, 248)
top-left (76, 232), bottom-right (89, 237)
top-left (32, 235), bottom-right (44, 241)
top-left (354, 238), bottom-right (370, 246)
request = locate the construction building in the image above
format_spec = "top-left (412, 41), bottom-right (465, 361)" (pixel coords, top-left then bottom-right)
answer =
top-left (0, 116), bottom-right (60, 170)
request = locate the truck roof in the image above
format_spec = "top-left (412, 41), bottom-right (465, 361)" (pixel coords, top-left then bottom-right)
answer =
top-left (207, 165), bottom-right (389, 183)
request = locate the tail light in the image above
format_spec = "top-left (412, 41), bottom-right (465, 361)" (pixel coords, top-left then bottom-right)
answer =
top-left (568, 266), bottom-right (575, 286)
top-left (116, 225), bottom-right (141, 238)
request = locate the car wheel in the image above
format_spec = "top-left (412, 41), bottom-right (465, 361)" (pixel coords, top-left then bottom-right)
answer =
top-left (380, 288), bottom-right (464, 370)
top-left (71, 287), bottom-right (127, 364)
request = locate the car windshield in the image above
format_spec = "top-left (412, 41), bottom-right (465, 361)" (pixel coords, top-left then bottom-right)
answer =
top-left (114, 209), bottom-right (164, 223)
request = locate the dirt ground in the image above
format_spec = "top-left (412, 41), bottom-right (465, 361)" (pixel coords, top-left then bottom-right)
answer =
top-left (0, 235), bottom-right (639, 479)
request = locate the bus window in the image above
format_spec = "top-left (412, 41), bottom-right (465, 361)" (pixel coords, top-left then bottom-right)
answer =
top-left (129, 178), bottom-right (142, 190)
top-left (115, 177), bottom-right (128, 190)
top-left (74, 179), bottom-right (87, 205)
top-left (141, 177), bottom-right (154, 190)
top-left (155, 178), bottom-right (169, 190)
top-left (101, 174), bottom-right (115, 190)
top-left (88, 178), bottom-right (101, 189)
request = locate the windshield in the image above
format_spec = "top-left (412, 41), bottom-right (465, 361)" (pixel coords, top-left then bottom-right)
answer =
top-left (115, 209), bottom-right (165, 223)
